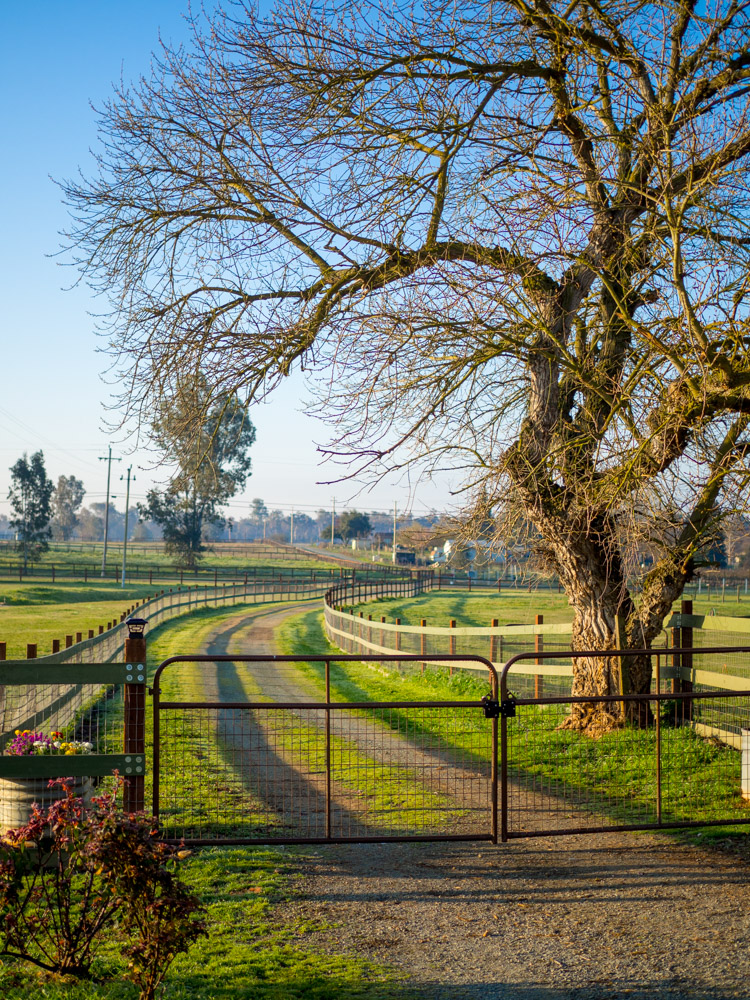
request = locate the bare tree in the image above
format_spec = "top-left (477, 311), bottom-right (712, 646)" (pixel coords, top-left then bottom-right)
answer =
top-left (64, 0), bottom-right (750, 730)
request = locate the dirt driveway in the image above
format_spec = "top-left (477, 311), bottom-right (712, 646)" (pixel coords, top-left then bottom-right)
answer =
top-left (198, 604), bottom-right (750, 1000)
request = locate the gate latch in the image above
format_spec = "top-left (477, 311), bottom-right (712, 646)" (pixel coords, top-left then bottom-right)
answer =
top-left (501, 696), bottom-right (517, 718)
top-left (482, 695), bottom-right (516, 718)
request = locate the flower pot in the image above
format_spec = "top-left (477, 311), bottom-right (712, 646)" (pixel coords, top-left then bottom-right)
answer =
top-left (0, 776), bottom-right (93, 835)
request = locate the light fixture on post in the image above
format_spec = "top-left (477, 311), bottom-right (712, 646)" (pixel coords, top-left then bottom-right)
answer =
top-left (125, 617), bottom-right (147, 638)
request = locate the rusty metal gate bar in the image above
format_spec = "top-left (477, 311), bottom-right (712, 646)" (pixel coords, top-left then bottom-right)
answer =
top-left (499, 647), bottom-right (750, 842)
top-left (152, 653), bottom-right (499, 846)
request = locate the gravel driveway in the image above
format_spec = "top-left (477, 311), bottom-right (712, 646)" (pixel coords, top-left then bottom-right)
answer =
top-left (199, 604), bottom-right (750, 1000)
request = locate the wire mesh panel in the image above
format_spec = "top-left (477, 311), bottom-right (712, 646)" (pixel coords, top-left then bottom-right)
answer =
top-left (153, 654), bottom-right (497, 845)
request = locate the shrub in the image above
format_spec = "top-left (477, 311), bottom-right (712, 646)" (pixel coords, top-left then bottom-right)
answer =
top-left (0, 779), bottom-right (206, 998)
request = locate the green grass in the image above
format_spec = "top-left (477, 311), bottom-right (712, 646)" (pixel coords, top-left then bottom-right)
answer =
top-left (0, 576), bottom-right (325, 658)
top-left (505, 703), bottom-right (750, 832)
top-left (349, 586), bottom-right (573, 627)
top-left (0, 846), bottom-right (405, 999)
top-left (0, 540), bottom-right (345, 575)
top-left (0, 584), bottom-right (160, 658)
top-left (352, 583), bottom-right (750, 629)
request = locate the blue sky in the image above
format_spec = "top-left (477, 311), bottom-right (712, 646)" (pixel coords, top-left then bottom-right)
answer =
top-left (0, 1), bottom-right (455, 523)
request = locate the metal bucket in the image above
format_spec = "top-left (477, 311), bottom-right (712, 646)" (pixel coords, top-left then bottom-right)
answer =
top-left (0, 776), bottom-right (93, 835)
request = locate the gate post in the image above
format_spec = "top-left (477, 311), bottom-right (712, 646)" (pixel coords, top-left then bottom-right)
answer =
top-left (123, 617), bottom-right (147, 813)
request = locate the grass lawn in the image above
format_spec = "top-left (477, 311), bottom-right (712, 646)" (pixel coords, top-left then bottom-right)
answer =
top-left (348, 586), bottom-right (573, 627)
top-left (352, 584), bottom-right (750, 628)
top-left (0, 575), bottom-right (325, 659)
top-left (0, 541), bottom-right (346, 577)
top-left (0, 583), bottom-right (164, 658)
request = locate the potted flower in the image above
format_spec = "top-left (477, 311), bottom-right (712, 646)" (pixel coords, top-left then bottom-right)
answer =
top-left (0, 730), bottom-right (95, 834)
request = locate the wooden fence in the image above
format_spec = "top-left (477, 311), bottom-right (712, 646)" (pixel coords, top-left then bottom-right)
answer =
top-left (323, 589), bottom-right (750, 749)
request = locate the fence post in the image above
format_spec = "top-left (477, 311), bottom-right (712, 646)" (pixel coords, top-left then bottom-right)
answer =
top-left (680, 599), bottom-right (693, 722)
top-left (534, 615), bottom-right (543, 698)
top-left (395, 618), bottom-right (401, 670)
top-left (0, 642), bottom-right (5, 660)
top-left (123, 618), bottom-right (147, 814)
top-left (52, 638), bottom-right (61, 653)
top-left (26, 643), bottom-right (37, 659)
top-left (671, 606), bottom-right (681, 695)
top-left (490, 618), bottom-right (498, 664)
top-left (65, 635), bottom-right (73, 649)
top-left (449, 619), bottom-right (456, 675)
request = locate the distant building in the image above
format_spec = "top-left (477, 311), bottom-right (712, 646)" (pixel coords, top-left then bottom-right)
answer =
top-left (395, 548), bottom-right (416, 565)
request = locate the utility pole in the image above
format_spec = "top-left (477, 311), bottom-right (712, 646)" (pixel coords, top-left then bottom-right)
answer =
top-left (120, 465), bottom-right (134, 588)
top-left (290, 507), bottom-right (294, 545)
top-left (331, 498), bottom-right (336, 546)
top-left (98, 446), bottom-right (121, 576)
top-left (392, 501), bottom-right (397, 564)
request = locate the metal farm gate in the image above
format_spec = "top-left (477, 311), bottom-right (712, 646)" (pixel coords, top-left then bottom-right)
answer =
top-left (150, 649), bottom-right (750, 846)
top-left (152, 654), bottom-right (499, 845)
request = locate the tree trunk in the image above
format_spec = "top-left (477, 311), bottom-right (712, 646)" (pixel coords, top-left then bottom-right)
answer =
top-left (537, 514), bottom-right (655, 736)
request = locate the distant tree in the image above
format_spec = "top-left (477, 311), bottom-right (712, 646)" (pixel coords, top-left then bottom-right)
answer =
top-left (8, 451), bottom-right (54, 569)
top-left (51, 475), bottom-right (86, 541)
top-left (250, 498), bottom-right (268, 521)
top-left (249, 498), bottom-right (269, 540)
top-left (338, 511), bottom-right (372, 542)
top-left (77, 505), bottom-right (105, 542)
top-left (138, 379), bottom-right (255, 568)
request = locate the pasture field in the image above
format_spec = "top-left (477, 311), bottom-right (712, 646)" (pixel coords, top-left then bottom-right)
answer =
top-left (0, 540), bottom-right (345, 578)
top-left (0, 582), bottom-right (159, 658)
top-left (348, 586), bottom-right (573, 627)
top-left (350, 584), bottom-right (750, 627)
